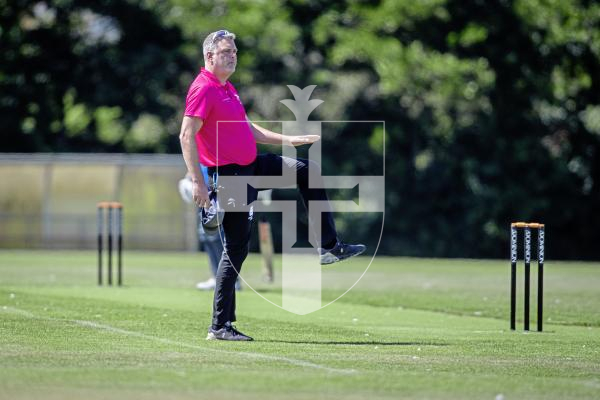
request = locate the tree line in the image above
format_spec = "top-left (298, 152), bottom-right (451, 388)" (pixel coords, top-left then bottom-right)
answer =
top-left (2, 0), bottom-right (599, 259)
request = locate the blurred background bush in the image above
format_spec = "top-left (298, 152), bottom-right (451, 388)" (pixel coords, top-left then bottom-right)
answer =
top-left (1, 0), bottom-right (599, 259)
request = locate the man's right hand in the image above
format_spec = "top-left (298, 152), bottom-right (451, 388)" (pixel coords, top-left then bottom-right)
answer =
top-left (193, 181), bottom-right (211, 208)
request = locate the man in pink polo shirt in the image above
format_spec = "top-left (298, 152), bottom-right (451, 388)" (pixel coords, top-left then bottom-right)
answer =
top-left (179, 29), bottom-right (365, 341)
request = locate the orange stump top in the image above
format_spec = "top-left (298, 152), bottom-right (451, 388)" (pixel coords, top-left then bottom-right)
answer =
top-left (511, 222), bottom-right (544, 229)
top-left (97, 201), bottom-right (123, 209)
top-left (527, 222), bottom-right (544, 229)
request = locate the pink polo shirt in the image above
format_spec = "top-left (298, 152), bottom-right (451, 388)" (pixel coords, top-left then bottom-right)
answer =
top-left (184, 68), bottom-right (257, 167)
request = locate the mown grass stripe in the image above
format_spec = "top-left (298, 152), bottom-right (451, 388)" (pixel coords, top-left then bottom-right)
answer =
top-left (2, 306), bottom-right (357, 375)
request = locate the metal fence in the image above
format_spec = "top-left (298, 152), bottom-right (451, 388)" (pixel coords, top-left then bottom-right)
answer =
top-left (0, 153), bottom-right (197, 251)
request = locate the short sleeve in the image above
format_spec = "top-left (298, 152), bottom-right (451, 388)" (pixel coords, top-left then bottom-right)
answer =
top-left (184, 84), bottom-right (213, 119)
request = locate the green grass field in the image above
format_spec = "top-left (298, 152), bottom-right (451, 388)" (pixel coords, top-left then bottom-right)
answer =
top-left (1, 250), bottom-right (599, 399)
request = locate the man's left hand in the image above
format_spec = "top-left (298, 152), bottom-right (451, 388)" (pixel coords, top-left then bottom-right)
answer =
top-left (290, 135), bottom-right (320, 146)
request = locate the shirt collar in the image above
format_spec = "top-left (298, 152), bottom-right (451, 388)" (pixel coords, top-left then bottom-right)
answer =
top-left (201, 67), bottom-right (227, 86)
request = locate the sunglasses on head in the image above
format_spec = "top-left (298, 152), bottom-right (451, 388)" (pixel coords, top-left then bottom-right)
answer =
top-left (212, 30), bottom-right (231, 42)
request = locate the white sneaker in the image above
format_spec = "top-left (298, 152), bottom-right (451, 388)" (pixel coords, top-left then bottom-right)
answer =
top-left (196, 278), bottom-right (216, 290)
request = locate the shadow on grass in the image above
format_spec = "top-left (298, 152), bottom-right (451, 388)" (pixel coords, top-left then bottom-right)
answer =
top-left (263, 340), bottom-right (449, 346)
top-left (251, 288), bottom-right (282, 294)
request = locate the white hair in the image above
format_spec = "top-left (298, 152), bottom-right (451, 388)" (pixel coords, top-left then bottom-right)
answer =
top-left (203, 29), bottom-right (236, 60)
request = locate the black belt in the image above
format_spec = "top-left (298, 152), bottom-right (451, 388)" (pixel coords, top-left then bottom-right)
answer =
top-left (207, 161), bottom-right (256, 177)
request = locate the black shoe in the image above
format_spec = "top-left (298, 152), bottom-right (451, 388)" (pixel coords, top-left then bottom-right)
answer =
top-left (319, 242), bottom-right (366, 265)
top-left (206, 324), bottom-right (253, 341)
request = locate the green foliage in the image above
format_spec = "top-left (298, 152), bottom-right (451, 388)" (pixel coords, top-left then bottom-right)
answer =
top-left (63, 90), bottom-right (92, 137)
top-left (1, 0), bottom-right (189, 152)
top-left (307, 0), bottom-right (600, 259)
top-left (580, 105), bottom-right (600, 136)
top-left (125, 113), bottom-right (167, 151)
top-left (94, 106), bottom-right (126, 145)
top-left (1, 0), bottom-right (600, 258)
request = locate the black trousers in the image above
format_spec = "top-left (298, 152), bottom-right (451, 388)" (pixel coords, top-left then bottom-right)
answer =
top-left (207, 153), bottom-right (338, 327)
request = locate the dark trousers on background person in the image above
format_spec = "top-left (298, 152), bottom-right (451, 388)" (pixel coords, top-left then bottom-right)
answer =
top-left (208, 153), bottom-right (338, 327)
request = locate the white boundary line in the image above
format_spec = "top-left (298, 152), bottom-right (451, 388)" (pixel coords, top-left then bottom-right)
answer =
top-left (1, 306), bottom-right (356, 375)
